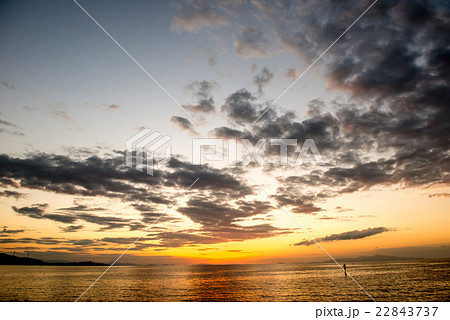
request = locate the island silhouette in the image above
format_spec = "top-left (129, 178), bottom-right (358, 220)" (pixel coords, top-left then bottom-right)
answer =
top-left (0, 253), bottom-right (107, 266)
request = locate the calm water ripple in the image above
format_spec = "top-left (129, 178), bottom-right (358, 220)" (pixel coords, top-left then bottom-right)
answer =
top-left (1, 260), bottom-right (449, 301)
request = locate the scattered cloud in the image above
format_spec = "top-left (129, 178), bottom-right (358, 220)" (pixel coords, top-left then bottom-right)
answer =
top-left (335, 206), bottom-right (354, 213)
top-left (0, 81), bottom-right (15, 90)
top-left (50, 106), bottom-right (73, 123)
top-left (170, 116), bottom-right (198, 135)
top-left (0, 119), bottom-right (19, 128)
top-left (428, 192), bottom-right (450, 198)
top-left (0, 119), bottom-right (24, 136)
top-left (84, 102), bottom-right (120, 110)
top-left (0, 190), bottom-right (27, 199)
top-left (22, 106), bottom-right (37, 112)
top-left (183, 80), bottom-right (218, 113)
top-left (11, 203), bottom-right (145, 231)
top-left (234, 26), bottom-right (270, 58)
top-left (60, 225), bottom-right (84, 233)
top-left (294, 227), bottom-right (391, 246)
top-left (1, 227), bottom-right (25, 235)
top-left (2, 152), bottom-right (288, 243)
top-left (170, 0), bottom-right (229, 33)
top-left (204, 48), bottom-right (217, 68)
top-left (221, 89), bottom-right (258, 123)
top-left (1, 0), bottom-right (449, 258)
top-left (285, 68), bottom-right (301, 81)
top-left (12, 203), bottom-right (49, 219)
top-left (253, 67), bottom-right (273, 94)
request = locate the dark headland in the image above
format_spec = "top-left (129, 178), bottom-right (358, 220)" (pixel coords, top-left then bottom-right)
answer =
top-left (321, 254), bottom-right (423, 263)
top-left (0, 253), bottom-right (107, 266)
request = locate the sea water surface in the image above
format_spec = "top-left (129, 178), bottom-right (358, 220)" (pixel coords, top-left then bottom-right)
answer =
top-left (1, 260), bottom-right (449, 301)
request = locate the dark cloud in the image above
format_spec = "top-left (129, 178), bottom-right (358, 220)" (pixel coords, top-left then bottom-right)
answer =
top-left (234, 26), bottom-right (270, 58)
top-left (0, 190), bottom-right (27, 199)
top-left (130, 203), bottom-right (179, 224)
top-left (11, 202), bottom-right (146, 232)
top-left (170, 116), bottom-right (198, 134)
top-left (183, 80), bottom-right (218, 113)
top-left (12, 204), bottom-right (79, 224)
top-left (75, 213), bottom-right (144, 231)
top-left (144, 223), bottom-right (289, 248)
top-left (294, 227), bottom-right (391, 246)
top-left (60, 225), bottom-right (84, 233)
top-left (209, 126), bottom-right (246, 138)
top-left (218, 89), bottom-right (338, 160)
top-left (0, 178), bottom-right (20, 188)
top-left (0, 150), bottom-right (251, 197)
top-left (273, 189), bottom-right (323, 215)
top-left (43, 213), bottom-right (78, 224)
top-left (165, 157), bottom-right (252, 196)
top-left (213, 82), bottom-right (448, 191)
top-left (0, 237), bottom-right (64, 245)
top-left (221, 89), bottom-right (258, 123)
top-left (12, 203), bottom-right (48, 219)
top-left (253, 67), bottom-right (274, 94)
top-left (170, 0), bottom-right (229, 33)
top-left (428, 193), bottom-right (450, 198)
top-left (0, 119), bottom-right (24, 136)
top-left (0, 119), bottom-right (19, 128)
top-left (134, 195), bottom-right (291, 246)
top-left (2, 152), bottom-right (290, 244)
top-left (0, 227), bottom-right (25, 235)
top-left (188, 97), bottom-right (215, 114)
top-left (251, 0), bottom-right (450, 161)
top-left (0, 153), bottom-right (168, 204)
top-left (3, 0), bottom-right (450, 252)
top-left (0, 236), bottom-right (100, 248)
top-left (279, 151), bottom-right (448, 198)
top-left (306, 99), bottom-right (324, 117)
top-left (0, 219), bottom-right (288, 251)
top-left (57, 204), bottom-right (106, 212)
top-left (178, 197), bottom-right (272, 228)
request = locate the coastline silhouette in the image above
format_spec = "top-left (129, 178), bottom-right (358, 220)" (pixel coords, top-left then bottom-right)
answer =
top-left (0, 252), bottom-right (107, 266)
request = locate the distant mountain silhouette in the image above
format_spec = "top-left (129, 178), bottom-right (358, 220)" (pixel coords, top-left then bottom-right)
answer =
top-left (322, 254), bottom-right (423, 263)
top-left (0, 253), bottom-right (107, 266)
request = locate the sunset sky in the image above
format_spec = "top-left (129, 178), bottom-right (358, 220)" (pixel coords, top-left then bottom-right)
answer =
top-left (0, 0), bottom-right (449, 265)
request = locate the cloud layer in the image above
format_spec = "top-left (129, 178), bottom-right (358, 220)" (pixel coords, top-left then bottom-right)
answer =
top-left (294, 227), bottom-right (391, 246)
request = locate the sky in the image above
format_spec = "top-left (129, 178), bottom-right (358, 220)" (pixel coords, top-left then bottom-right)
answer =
top-left (0, 0), bottom-right (449, 265)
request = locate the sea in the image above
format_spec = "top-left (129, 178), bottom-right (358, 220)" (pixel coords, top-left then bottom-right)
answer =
top-left (1, 260), bottom-right (449, 301)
